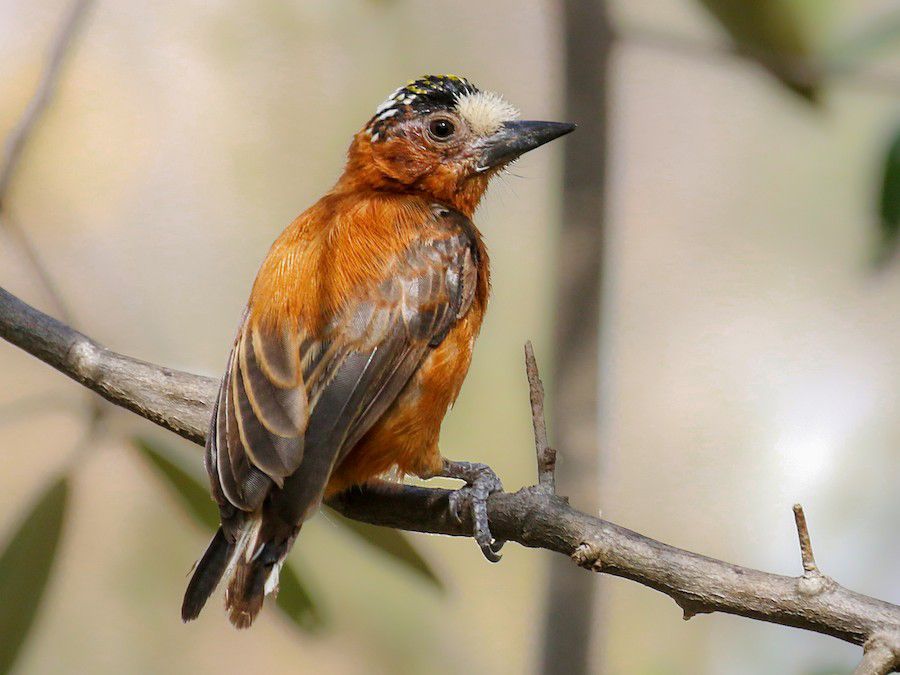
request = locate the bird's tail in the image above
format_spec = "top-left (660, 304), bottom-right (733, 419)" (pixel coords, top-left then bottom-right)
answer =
top-left (181, 526), bottom-right (233, 622)
top-left (224, 516), bottom-right (297, 629)
top-left (181, 514), bottom-right (295, 628)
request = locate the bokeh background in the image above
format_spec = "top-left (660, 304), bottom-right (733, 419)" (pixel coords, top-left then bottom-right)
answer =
top-left (1, 1), bottom-right (900, 673)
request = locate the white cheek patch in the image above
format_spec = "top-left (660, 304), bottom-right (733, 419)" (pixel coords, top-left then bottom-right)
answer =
top-left (455, 90), bottom-right (520, 136)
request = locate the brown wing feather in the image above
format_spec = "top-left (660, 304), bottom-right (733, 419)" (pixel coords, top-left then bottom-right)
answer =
top-left (205, 208), bottom-right (480, 536)
top-left (189, 204), bottom-right (482, 625)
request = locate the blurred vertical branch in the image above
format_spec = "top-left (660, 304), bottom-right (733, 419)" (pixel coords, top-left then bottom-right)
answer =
top-left (0, 0), bottom-right (92, 203)
top-left (540, 1), bottom-right (611, 674)
top-left (0, 0), bottom-right (98, 432)
top-left (0, 5), bottom-right (93, 671)
top-left (0, 0), bottom-right (93, 323)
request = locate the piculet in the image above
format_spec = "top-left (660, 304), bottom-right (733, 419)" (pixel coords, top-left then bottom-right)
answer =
top-left (181, 74), bottom-right (575, 628)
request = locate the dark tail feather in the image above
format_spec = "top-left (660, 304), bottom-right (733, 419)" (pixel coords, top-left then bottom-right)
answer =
top-left (224, 524), bottom-right (296, 629)
top-left (182, 527), bottom-right (232, 622)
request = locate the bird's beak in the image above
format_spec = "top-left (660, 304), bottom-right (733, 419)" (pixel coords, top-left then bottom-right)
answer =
top-left (476, 120), bottom-right (576, 172)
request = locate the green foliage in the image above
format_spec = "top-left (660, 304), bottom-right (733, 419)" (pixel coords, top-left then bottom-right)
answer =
top-left (326, 508), bottom-right (442, 589)
top-left (697, 0), bottom-right (828, 102)
top-left (132, 436), bottom-right (325, 632)
top-left (0, 477), bottom-right (68, 674)
top-left (876, 128), bottom-right (900, 265)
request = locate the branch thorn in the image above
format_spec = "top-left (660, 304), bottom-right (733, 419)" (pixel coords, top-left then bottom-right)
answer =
top-left (524, 341), bottom-right (556, 494)
top-left (792, 503), bottom-right (818, 576)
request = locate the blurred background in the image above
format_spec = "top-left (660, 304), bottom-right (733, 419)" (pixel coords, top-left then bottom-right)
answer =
top-left (1, 1), bottom-right (900, 673)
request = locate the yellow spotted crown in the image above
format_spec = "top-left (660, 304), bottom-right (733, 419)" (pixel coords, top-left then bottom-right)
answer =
top-left (368, 75), bottom-right (479, 141)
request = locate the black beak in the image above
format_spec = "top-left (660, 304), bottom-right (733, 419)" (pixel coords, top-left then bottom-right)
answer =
top-left (476, 120), bottom-right (576, 172)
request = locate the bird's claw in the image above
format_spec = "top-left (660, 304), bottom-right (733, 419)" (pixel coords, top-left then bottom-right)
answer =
top-left (442, 460), bottom-right (505, 562)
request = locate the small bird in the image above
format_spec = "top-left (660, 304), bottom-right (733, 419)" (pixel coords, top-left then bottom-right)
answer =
top-left (182, 74), bottom-right (574, 628)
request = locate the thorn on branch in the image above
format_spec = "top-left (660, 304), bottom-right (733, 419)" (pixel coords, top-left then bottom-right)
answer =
top-left (793, 504), bottom-right (836, 597)
top-left (524, 341), bottom-right (556, 494)
top-left (671, 595), bottom-right (712, 622)
top-left (792, 503), bottom-right (818, 575)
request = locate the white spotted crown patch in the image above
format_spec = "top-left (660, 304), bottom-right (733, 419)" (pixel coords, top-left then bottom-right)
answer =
top-left (367, 75), bottom-right (518, 140)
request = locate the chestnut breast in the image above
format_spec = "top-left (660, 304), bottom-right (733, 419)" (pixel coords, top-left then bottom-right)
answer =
top-left (324, 212), bottom-right (489, 494)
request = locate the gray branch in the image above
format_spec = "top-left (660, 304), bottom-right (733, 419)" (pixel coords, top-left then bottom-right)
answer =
top-left (2, 284), bottom-right (899, 668)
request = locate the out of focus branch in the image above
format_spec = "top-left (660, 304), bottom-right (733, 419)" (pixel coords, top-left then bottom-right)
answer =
top-left (543, 2), bottom-right (611, 672)
top-left (1, 0), bottom-right (92, 325)
top-left (0, 0), bottom-right (92, 208)
top-left (0, 0), bottom-right (103, 429)
top-left (1, 285), bottom-right (899, 666)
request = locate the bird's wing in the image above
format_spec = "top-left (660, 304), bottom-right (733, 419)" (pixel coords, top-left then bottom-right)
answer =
top-left (206, 213), bottom-right (479, 528)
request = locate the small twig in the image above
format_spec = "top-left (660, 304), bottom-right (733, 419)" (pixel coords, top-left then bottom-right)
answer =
top-left (524, 341), bottom-right (556, 493)
top-left (853, 633), bottom-right (900, 675)
top-left (792, 503), bottom-right (818, 575)
top-left (1, 212), bottom-right (74, 324)
top-left (0, 0), bottom-right (92, 207)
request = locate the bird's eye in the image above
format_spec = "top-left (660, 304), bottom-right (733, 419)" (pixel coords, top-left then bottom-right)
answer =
top-left (428, 117), bottom-right (456, 141)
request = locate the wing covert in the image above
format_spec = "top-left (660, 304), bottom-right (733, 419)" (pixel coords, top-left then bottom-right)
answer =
top-left (205, 207), bottom-right (480, 525)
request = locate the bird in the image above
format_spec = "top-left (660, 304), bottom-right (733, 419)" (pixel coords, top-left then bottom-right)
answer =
top-left (181, 74), bottom-right (575, 628)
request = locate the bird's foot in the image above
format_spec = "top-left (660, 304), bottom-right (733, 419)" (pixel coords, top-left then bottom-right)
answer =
top-left (440, 459), bottom-right (505, 562)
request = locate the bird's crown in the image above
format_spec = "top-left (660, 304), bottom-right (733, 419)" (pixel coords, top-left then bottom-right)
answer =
top-left (367, 74), bottom-right (518, 142)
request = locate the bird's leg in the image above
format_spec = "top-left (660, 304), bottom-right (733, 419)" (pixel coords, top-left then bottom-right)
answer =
top-left (438, 458), bottom-right (505, 562)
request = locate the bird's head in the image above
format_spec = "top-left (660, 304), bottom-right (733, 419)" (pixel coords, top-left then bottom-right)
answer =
top-left (340, 75), bottom-right (575, 216)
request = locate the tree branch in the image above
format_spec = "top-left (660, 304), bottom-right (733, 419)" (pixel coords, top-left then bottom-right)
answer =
top-left (2, 284), bottom-right (899, 664)
top-left (855, 634), bottom-right (900, 675)
top-left (0, 286), bottom-right (213, 444)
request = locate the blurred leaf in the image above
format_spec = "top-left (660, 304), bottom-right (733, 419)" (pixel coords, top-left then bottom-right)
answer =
top-left (697, 0), bottom-right (830, 102)
top-left (275, 563), bottom-right (325, 632)
top-left (829, 9), bottom-right (900, 67)
top-left (133, 436), bottom-right (325, 632)
top-left (133, 436), bottom-right (218, 530)
top-left (0, 477), bottom-right (68, 674)
top-left (876, 128), bottom-right (900, 265)
top-left (326, 508), bottom-right (442, 589)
